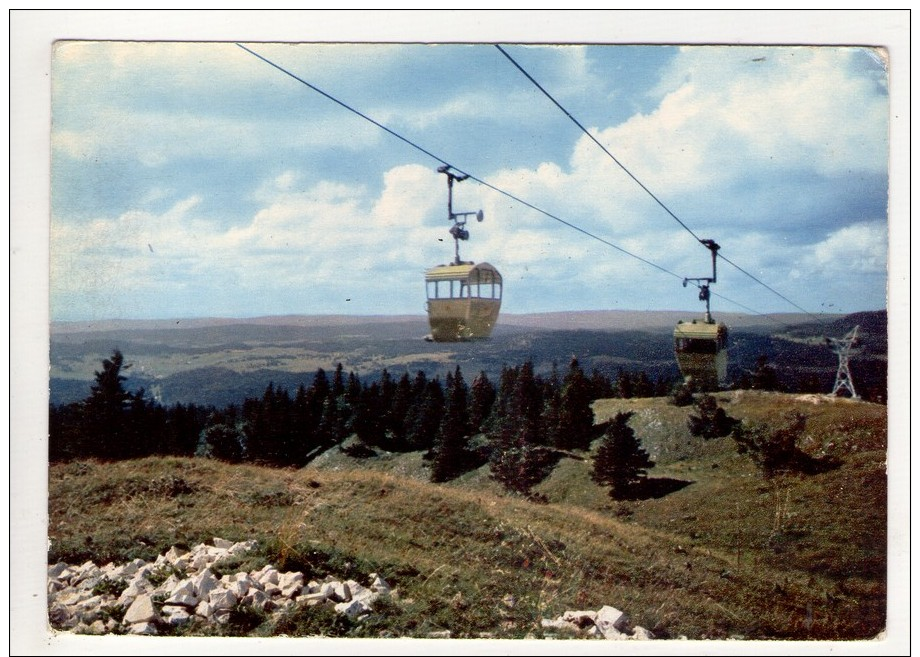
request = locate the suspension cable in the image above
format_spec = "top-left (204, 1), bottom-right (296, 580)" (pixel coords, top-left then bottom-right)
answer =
top-left (236, 43), bottom-right (809, 322)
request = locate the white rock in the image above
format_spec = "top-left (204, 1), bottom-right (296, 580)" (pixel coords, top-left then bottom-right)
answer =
top-left (48, 563), bottom-right (70, 578)
top-left (117, 580), bottom-right (150, 607)
top-left (247, 589), bottom-right (276, 612)
top-left (57, 589), bottom-right (92, 607)
top-left (258, 567), bottom-right (280, 586)
top-left (195, 601), bottom-right (212, 618)
top-left (280, 572), bottom-right (304, 598)
top-left (370, 575), bottom-right (391, 593)
top-left (128, 622), bottom-right (158, 635)
top-left (153, 574), bottom-right (182, 595)
top-left (297, 592), bottom-right (328, 606)
top-left (162, 606), bottom-right (192, 626)
top-left (86, 620), bottom-right (107, 635)
top-left (165, 546), bottom-right (187, 563)
top-left (190, 554), bottom-right (210, 571)
top-left (168, 578), bottom-right (196, 597)
top-left (595, 605), bottom-right (632, 639)
top-left (306, 580), bottom-right (321, 593)
top-left (123, 594), bottom-right (161, 625)
top-left (213, 538), bottom-right (234, 549)
top-left (209, 588), bottom-right (238, 611)
top-left (164, 591), bottom-right (198, 608)
top-left (585, 625), bottom-right (604, 639)
top-left (227, 579), bottom-right (250, 598)
top-left (192, 569), bottom-right (220, 600)
top-left (631, 626), bottom-right (655, 640)
top-left (334, 599), bottom-right (370, 619)
top-left (332, 581), bottom-right (352, 603)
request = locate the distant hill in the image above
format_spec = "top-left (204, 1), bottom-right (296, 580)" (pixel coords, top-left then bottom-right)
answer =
top-left (49, 310), bottom-right (886, 408)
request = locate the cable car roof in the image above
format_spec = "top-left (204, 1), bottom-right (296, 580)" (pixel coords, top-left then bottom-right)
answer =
top-left (424, 262), bottom-right (502, 282)
top-left (673, 319), bottom-right (727, 339)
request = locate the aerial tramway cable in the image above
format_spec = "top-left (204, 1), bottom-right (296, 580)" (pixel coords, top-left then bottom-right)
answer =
top-left (495, 44), bottom-right (828, 324)
top-left (236, 43), bottom-right (800, 325)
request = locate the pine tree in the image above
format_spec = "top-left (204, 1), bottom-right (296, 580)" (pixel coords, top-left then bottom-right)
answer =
top-left (430, 366), bottom-right (473, 482)
top-left (591, 411), bottom-right (655, 499)
top-left (353, 382), bottom-right (385, 447)
top-left (556, 357), bottom-right (595, 451)
top-left (81, 349), bottom-right (136, 459)
top-left (406, 378), bottom-right (444, 452)
top-left (385, 372), bottom-right (414, 450)
top-left (615, 368), bottom-right (634, 399)
top-left (488, 361), bottom-right (556, 497)
top-left (468, 371), bottom-right (496, 434)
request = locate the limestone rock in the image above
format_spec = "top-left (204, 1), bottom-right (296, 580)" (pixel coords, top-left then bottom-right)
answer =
top-left (123, 594), bottom-right (161, 625)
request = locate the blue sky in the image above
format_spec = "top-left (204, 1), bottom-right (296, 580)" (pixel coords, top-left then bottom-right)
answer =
top-left (45, 22), bottom-right (893, 322)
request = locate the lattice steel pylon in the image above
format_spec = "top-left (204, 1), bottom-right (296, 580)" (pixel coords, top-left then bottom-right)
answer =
top-left (825, 325), bottom-right (860, 398)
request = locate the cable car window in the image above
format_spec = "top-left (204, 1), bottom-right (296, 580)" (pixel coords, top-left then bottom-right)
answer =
top-left (676, 338), bottom-right (719, 354)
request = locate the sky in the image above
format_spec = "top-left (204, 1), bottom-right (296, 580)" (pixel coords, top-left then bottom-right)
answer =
top-left (43, 25), bottom-right (895, 323)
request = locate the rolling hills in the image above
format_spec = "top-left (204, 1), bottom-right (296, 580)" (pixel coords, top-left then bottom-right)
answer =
top-left (49, 310), bottom-right (887, 408)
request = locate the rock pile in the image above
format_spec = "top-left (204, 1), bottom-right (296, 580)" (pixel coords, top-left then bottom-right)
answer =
top-left (47, 538), bottom-right (393, 636)
top-left (540, 606), bottom-right (655, 640)
top-left (49, 538), bottom-right (658, 640)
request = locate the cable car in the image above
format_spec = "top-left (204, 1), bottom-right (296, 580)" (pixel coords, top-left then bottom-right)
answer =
top-left (674, 239), bottom-right (728, 390)
top-left (424, 165), bottom-right (502, 342)
top-left (425, 261), bottom-right (502, 341)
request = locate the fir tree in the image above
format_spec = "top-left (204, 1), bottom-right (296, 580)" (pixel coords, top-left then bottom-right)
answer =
top-left (430, 366), bottom-right (473, 482)
top-left (615, 368), bottom-right (634, 399)
top-left (488, 361), bottom-right (556, 497)
top-left (591, 411), bottom-right (655, 499)
top-left (406, 378), bottom-right (444, 452)
top-left (556, 357), bottom-right (595, 451)
top-left (81, 349), bottom-right (136, 459)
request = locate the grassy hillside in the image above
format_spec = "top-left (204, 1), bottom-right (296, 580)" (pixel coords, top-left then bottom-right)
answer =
top-left (47, 391), bottom-right (887, 641)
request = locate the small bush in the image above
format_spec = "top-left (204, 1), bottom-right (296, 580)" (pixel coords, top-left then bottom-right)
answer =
top-left (732, 412), bottom-right (809, 478)
top-left (225, 603), bottom-right (269, 637)
top-left (670, 384), bottom-right (695, 407)
top-left (340, 441), bottom-right (378, 459)
top-left (92, 576), bottom-right (129, 597)
top-left (688, 394), bottom-right (740, 439)
top-left (272, 603), bottom-right (354, 637)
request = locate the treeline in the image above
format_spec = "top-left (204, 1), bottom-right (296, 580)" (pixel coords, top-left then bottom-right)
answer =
top-left (49, 350), bottom-right (675, 496)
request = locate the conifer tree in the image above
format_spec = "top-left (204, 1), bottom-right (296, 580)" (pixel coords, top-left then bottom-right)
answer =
top-left (406, 377), bottom-right (444, 452)
top-left (488, 361), bottom-right (555, 496)
top-left (468, 371), bottom-right (496, 435)
top-left (386, 372), bottom-right (414, 449)
top-left (430, 366), bottom-right (473, 482)
top-left (81, 349), bottom-right (136, 459)
top-left (615, 368), bottom-right (634, 399)
top-left (353, 381), bottom-right (385, 447)
top-left (591, 411), bottom-right (655, 499)
top-left (556, 357), bottom-right (595, 451)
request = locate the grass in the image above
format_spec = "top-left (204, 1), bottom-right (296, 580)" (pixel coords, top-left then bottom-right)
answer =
top-left (47, 391), bottom-right (887, 640)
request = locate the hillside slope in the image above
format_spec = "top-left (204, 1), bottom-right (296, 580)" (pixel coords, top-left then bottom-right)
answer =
top-left (47, 391), bottom-right (887, 641)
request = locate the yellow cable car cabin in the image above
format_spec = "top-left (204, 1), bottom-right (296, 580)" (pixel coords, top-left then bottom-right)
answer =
top-left (425, 262), bottom-right (502, 342)
top-left (673, 318), bottom-right (728, 391)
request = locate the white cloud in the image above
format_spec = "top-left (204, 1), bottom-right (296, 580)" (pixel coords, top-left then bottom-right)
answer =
top-left (812, 222), bottom-right (888, 274)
